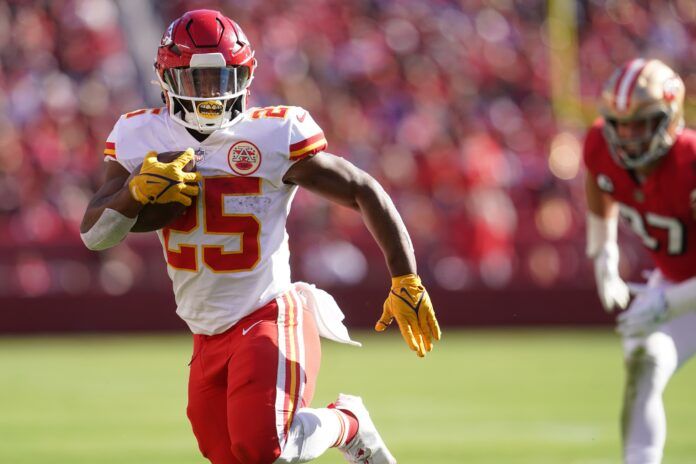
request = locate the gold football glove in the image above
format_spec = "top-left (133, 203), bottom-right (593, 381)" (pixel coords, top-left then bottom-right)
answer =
top-left (129, 149), bottom-right (201, 206)
top-left (375, 274), bottom-right (442, 357)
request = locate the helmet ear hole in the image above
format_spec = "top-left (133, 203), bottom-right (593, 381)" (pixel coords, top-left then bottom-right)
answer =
top-left (169, 43), bottom-right (182, 56)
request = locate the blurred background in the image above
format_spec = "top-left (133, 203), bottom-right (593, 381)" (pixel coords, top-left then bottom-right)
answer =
top-left (1, 1), bottom-right (696, 463)
top-left (1, 0), bottom-right (694, 331)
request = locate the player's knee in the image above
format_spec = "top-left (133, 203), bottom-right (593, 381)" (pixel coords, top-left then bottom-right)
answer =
top-left (186, 405), bottom-right (233, 463)
top-left (625, 446), bottom-right (663, 464)
top-left (627, 331), bottom-right (677, 371)
top-left (274, 412), bottom-right (308, 463)
top-left (186, 403), bottom-right (207, 438)
top-left (230, 435), bottom-right (281, 464)
top-left (624, 345), bottom-right (674, 395)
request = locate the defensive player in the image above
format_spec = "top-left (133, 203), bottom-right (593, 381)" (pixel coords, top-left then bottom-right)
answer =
top-left (584, 58), bottom-right (696, 464)
top-left (79, 9), bottom-right (441, 464)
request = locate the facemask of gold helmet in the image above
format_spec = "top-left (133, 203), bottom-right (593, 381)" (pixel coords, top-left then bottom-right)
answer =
top-left (599, 59), bottom-right (685, 170)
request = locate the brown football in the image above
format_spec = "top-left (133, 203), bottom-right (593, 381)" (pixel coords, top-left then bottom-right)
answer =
top-left (130, 151), bottom-right (198, 233)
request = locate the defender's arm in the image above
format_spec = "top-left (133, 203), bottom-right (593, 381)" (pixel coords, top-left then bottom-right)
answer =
top-left (585, 172), bottom-right (630, 311)
top-left (284, 153), bottom-right (441, 357)
top-left (585, 172), bottom-right (618, 219)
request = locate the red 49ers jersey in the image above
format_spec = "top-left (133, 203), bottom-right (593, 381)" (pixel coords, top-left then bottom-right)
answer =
top-left (583, 119), bottom-right (696, 282)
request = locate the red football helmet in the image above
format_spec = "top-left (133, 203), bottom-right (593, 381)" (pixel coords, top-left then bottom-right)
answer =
top-left (155, 9), bottom-right (257, 133)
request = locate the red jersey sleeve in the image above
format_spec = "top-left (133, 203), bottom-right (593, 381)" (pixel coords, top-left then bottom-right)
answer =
top-left (582, 118), bottom-right (606, 176)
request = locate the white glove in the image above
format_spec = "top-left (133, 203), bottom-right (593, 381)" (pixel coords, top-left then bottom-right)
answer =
top-left (593, 243), bottom-right (630, 312)
top-left (617, 283), bottom-right (668, 337)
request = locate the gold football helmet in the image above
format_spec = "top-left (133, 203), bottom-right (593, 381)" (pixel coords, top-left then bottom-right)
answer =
top-left (599, 59), bottom-right (685, 169)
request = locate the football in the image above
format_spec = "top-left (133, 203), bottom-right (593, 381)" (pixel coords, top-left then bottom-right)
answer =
top-left (130, 151), bottom-right (198, 232)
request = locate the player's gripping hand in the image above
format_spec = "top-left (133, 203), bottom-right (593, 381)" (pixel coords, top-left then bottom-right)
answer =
top-left (594, 244), bottom-right (630, 312)
top-left (375, 274), bottom-right (442, 357)
top-left (129, 149), bottom-right (201, 206)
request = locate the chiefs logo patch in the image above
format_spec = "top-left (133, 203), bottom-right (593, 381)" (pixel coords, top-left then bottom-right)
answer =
top-left (228, 141), bottom-right (261, 176)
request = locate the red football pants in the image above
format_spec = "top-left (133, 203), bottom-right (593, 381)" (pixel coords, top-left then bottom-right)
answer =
top-left (187, 289), bottom-right (321, 464)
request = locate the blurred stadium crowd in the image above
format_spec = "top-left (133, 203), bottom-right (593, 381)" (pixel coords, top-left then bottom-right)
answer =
top-left (0, 0), bottom-right (694, 298)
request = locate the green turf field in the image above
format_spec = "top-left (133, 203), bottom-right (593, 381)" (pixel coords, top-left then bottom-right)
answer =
top-left (1, 330), bottom-right (694, 463)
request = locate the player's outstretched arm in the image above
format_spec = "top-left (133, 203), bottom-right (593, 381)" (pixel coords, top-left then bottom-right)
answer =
top-left (585, 173), bottom-right (630, 312)
top-left (284, 152), bottom-right (441, 357)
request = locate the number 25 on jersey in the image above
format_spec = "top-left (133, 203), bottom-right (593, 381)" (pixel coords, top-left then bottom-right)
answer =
top-left (162, 176), bottom-right (261, 272)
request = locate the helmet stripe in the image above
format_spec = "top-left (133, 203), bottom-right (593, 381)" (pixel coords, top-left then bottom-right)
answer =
top-left (623, 61), bottom-right (648, 112)
top-left (612, 62), bottom-right (631, 109)
top-left (615, 59), bottom-right (646, 112)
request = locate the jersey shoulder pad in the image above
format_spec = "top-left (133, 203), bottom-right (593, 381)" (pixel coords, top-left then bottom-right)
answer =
top-left (243, 105), bottom-right (327, 161)
top-left (673, 128), bottom-right (696, 163)
top-left (117, 107), bottom-right (167, 132)
top-left (103, 107), bottom-right (166, 170)
top-left (286, 106), bottom-right (327, 161)
top-left (244, 105), bottom-right (295, 122)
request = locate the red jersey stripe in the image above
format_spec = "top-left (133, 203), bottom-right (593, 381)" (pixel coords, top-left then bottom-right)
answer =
top-left (290, 132), bottom-right (326, 152)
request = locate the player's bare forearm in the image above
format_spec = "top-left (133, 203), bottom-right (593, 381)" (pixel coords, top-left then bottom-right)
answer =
top-left (284, 153), bottom-right (416, 276)
top-left (585, 173), bottom-right (618, 218)
top-left (353, 176), bottom-right (416, 276)
top-left (80, 161), bottom-right (143, 233)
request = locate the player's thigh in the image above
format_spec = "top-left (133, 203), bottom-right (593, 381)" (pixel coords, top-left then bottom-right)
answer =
top-left (623, 328), bottom-right (678, 373)
top-left (187, 335), bottom-right (235, 463)
top-left (662, 311), bottom-right (696, 368)
top-left (226, 292), bottom-right (320, 463)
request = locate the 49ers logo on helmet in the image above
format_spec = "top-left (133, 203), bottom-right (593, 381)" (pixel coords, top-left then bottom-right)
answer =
top-left (228, 141), bottom-right (261, 176)
top-left (663, 77), bottom-right (680, 102)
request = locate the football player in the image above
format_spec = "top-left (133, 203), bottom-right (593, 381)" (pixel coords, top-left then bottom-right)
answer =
top-left (79, 9), bottom-right (441, 464)
top-left (584, 58), bottom-right (696, 464)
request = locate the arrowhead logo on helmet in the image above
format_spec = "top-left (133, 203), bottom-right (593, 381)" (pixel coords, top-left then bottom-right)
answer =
top-left (154, 9), bottom-right (257, 134)
top-left (161, 20), bottom-right (175, 47)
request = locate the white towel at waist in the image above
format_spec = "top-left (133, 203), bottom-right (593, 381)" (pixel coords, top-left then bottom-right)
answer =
top-left (293, 281), bottom-right (362, 347)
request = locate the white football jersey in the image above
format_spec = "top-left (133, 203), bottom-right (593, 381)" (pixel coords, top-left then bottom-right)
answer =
top-left (104, 105), bottom-right (327, 335)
